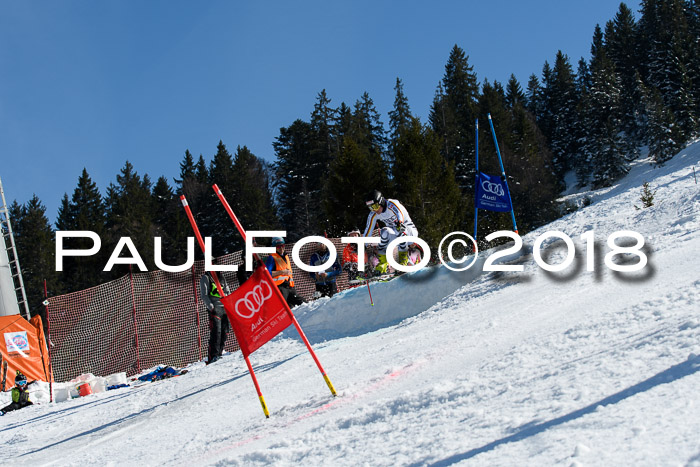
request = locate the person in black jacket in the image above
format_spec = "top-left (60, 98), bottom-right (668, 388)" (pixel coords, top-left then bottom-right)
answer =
top-left (0, 371), bottom-right (33, 415)
top-left (200, 270), bottom-right (231, 365)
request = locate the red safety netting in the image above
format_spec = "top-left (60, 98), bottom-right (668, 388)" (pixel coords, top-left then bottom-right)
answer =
top-left (47, 238), bottom-right (379, 382)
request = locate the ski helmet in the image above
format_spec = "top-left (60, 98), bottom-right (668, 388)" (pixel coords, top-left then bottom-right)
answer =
top-left (365, 190), bottom-right (385, 211)
top-left (15, 371), bottom-right (27, 386)
top-left (271, 237), bottom-right (285, 247)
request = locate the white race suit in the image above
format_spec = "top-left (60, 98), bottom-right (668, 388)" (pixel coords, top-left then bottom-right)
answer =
top-left (363, 199), bottom-right (418, 254)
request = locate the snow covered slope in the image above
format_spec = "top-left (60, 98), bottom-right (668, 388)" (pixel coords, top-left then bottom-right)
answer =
top-left (1, 141), bottom-right (699, 466)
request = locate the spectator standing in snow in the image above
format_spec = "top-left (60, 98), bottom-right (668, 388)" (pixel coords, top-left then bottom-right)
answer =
top-left (200, 267), bottom-right (231, 365)
top-left (0, 371), bottom-right (33, 415)
top-left (309, 241), bottom-right (341, 297)
top-left (265, 237), bottom-right (305, 308)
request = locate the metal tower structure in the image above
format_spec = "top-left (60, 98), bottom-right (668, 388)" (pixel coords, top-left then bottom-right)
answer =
top-left (0, 176), bottom-right (31, 319)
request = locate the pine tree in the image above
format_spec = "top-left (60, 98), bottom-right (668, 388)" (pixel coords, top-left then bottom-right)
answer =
top-left (548, 51), bottom-right (580, 179)
top-left (639, 0), bottom-right (699, 141)
top-left (321, 94), bottom-right (390, 236)
top-left (605, 3), bottom-right (645, 141)
top-left (579, 26), bottom-right (629, 187)
top-left (388, 78), bottom-right (413, 166)
top-left (175, 149), bottom-right (196, 185)
top-left (230, 145), bottom-right (278, 242)
top-left (508, 105), bottom-right (561, 231)
top-left (55, 168), bottom-right (108, 291)
top-left (525, 74), bottom-right (544, 121)
top-left (688, 0), bottom-right (700, 116)
top-left (392, 117), bottom-right (463, 249)
top-left (324, 136), bottom-right (387, 236)
top-left (639, 181), bottom-right (657, 207)
top-left (537, 61), bottom-right (555, 142)
top-left (576, 58), bottom-right (592, 97)
top-left (273, 119), bottom-right (315, 239)
top-left (205, 141), bottom-right (239, 253)
top-left (643, 85), bottom-right (684, 164)
top-left (104, 161), bottom-right (156, 274)
top-left (11, 196), bottom-right (58, 319)
top-left (429, 83), bottom-right (451, 163)
top-left (152, 175), bottom-right (189, 266)
top-left (174, 150), bottom-right (209, 260)
top-left (310, 89), bottom-right (337, 170)
top-left (351, 92), bottom-right (388, 163)
top-left (195, 155), bottom-right (208, 183)
top-left (505, 74), bottom-right (527, 108)
top-left (429, 45), bottom-right (480, 193)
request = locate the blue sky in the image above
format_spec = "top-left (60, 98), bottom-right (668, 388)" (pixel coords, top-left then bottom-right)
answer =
top-left (0, 1), bottom-right (640, 223)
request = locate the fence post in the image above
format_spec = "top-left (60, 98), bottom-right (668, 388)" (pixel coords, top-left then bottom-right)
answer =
top-left (129, 265), bottom-right (141, 374)
top-left (44, 279), bottom-right (53, 402)
top-left (192, 265), bottom-right (202, 361)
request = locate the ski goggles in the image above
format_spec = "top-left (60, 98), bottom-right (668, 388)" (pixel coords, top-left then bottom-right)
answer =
top-left (366, 202), bottom-right (381, 211)
top-left (16, 379), bottom-right (27, 387)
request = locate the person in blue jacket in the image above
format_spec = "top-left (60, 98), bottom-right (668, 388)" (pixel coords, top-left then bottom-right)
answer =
top-left (309, 241), bottom-right (341, 298)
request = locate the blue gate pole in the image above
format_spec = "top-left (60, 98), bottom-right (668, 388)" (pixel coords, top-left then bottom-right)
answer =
top-left (487, 113), bottom-right (518, 233)
top-left (473, 118), bottom-right (479, 245)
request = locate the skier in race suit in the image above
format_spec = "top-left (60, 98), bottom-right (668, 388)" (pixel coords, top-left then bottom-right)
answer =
top-left (362, 190), bottom-right (418, 275)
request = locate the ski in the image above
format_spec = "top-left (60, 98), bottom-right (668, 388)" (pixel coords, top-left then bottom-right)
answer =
top-left (1, 359), bottom-right (7, 392)
top-left (348, 273), bottom-right (395, 286)
top-left (370, 273), bottom-right (395, 282)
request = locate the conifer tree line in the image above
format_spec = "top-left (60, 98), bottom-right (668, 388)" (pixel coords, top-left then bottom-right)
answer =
top-left (7, 0), bottom-right (698, 318)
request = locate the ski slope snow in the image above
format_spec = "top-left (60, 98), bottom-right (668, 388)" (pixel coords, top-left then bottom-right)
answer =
top-left (1, 141), bottom-right (699, 466)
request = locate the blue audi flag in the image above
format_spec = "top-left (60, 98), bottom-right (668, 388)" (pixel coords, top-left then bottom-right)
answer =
top-left (475, 172), bottom-right (512, 212)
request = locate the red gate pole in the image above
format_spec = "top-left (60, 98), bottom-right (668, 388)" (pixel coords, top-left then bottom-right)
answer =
top-left (180, 195), bottom-right (270, 418)
top-left (212, 184), bottom-right (337, 397)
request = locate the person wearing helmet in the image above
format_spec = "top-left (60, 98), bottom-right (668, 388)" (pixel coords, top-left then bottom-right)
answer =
top-left (363, 190), bottom-right (418, 274)
top-left (265, 237), bottom-right (305, 307)
top-left (200, 259), bottom-right (231, 365)
top-left (0, 371), bottom-right (33, 415)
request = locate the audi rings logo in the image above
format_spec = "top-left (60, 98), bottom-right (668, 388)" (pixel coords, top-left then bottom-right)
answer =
top-left (482, 180), bottom-right (504, 197)
top-left (235, 281), bottom-right (273, 319)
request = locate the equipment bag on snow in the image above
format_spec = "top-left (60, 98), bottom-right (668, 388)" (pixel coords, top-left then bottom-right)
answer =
top-left (137, 366), bottom-right (187, 382)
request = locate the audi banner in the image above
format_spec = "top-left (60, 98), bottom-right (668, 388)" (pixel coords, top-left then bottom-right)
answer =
top-left (475, 172), bottom-right (512, 212)
top-left (220, 266), bottom-right (293, 357)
